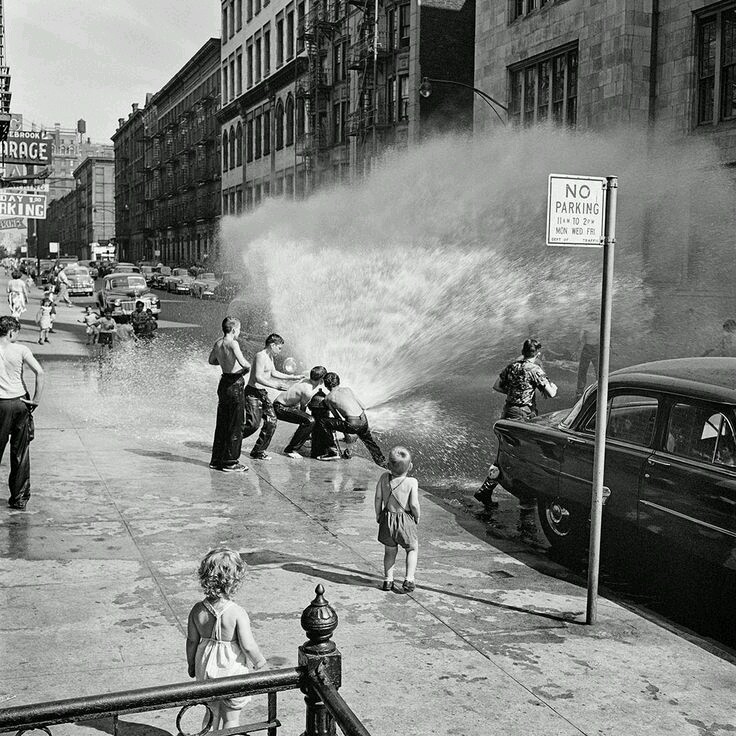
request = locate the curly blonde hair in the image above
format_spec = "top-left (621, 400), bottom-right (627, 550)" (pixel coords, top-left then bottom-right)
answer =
top-left (198, 548), bottom-right (246, 599)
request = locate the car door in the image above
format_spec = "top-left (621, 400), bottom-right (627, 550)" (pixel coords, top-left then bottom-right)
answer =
top-left (639, 399), bottom-right (736, 598)
top-left (560, 390), bottom-right (658, 542)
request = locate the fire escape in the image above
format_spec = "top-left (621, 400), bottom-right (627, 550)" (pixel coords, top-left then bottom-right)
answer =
top-left (346, 0), bottom-right (387, 168)
top-left (296, 0), bottom-right (342, 187)
top-left (0, 0), bottom-right (11, 143)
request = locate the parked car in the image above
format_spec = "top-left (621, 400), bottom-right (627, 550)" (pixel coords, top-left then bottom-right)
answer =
top-left (212, 271), bottom-right (243, 302)
top-left (113, 262), bottom-right (141, 274)
top-left (86, 262), bottom-right (99, 279)
top-left (140, 265), bottom-right (160, 285)
top-left (151, 266), bottom-right (171, 289)
top-left (63, 265), bottom-right (95, 297)
top-left (96, 272), bottom-right (162, 321)
top-left (190, 272), bottom-right (220, 299)
top-left (489, 357), bottom-right (736, 625)
top-left (165, 267), bottom-right (194, 294)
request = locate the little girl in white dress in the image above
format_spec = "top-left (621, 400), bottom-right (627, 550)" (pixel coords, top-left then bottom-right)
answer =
top-left (187, 548), bottom-right (268, 729)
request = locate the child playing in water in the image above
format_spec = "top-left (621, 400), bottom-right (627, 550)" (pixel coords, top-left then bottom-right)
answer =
top-left (79, 306), bottom-right (100, 345)
top-left (374, 446), bottom-right (420, 593)
top-left (187, 549), bottom-right (267, 730)
top-left (35, 298), bottom-right (53, 344)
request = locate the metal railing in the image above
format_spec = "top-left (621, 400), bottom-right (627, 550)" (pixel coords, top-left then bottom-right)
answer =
top-left (0, 586), bottom-right (370, 736)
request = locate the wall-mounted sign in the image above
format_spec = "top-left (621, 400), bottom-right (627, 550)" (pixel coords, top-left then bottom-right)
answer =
top-left (0, 130), bottom-right (53, 166)
top-left (0, 192), bottom-right (47, 219)
top-left (49, 241), bottom-right (59, 253)
top-left (0, 217), bottom-right (26, 230)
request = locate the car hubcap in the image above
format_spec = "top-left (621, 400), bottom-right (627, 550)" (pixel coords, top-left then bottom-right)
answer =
top-left (546, 500), bottom-right (571, 537)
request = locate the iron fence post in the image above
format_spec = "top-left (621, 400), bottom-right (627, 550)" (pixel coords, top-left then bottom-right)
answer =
top-left (298, 584), bottom-right (341, 736)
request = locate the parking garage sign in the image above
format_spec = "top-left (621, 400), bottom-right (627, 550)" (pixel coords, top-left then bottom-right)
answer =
top-left (546, 174), bottom-right (606, 247)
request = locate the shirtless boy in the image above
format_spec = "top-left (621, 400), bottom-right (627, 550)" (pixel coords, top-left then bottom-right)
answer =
top-left (243, 333), bottom-right (302, 460)
top-left (273, 366), bottom-right (326, 458)
top-left (319, 372), bottom-right (386, 466)
top-left (209, 317), bottom-right (251, 472)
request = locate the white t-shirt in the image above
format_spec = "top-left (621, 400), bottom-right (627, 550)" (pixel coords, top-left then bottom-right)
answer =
top-left (57, 269), bottom-right (70, 285)
top-left (0, 343), bottom-right (32, 399)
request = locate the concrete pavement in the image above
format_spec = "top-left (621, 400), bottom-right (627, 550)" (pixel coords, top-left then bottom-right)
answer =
top-left (0, 284), bottom-right (735, 736)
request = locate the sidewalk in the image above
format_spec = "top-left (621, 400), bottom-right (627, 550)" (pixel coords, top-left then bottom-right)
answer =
top-left (0, 288), bottom-right (734, 736)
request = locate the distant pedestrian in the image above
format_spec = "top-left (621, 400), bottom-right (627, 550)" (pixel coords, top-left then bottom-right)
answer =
top-left (96, 309), bottom-right (117, 349)
top-left (43, 287), bottom-right (58, 332)
top-left (55, 267), bottom-right (73, 307)
top-left (375, 446), bottom-right (420, 593)
top-left (209, 317), bottom-right (250, 472)
top-left (319, 372), bottom-right (386, 466)
top-left (243, 333), bottom-right (301, 461)
top-left (0, 316), bottom-right (45, 510)
top-left (272, 365), bottom-right (326, 459)
top-left (6, 271), bottom-right (28, 318)
top-left (79, 306), bottom-right (100, 345)
top-left (35, 299), bottom-right (53, 344)
top-left (187, 548), bottom-right (267, 731)
top-left (576, 310), bottom-right (599, 398)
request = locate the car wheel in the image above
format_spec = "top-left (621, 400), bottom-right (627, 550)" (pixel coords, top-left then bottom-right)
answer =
top-left (537, 496), bottom-right (587, 555)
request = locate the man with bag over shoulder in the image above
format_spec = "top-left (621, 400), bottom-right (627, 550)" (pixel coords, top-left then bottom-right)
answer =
top-left (0, 316), bottom-right (45, 510)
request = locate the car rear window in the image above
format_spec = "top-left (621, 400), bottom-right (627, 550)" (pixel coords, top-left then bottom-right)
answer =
top-left (581, 393), bottom-right (658, 447)
top-left (666, 403), bottom-right (736, 467)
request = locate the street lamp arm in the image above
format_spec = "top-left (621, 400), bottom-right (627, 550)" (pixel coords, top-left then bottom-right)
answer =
top-left (421, 77), bottom-right (508, 126)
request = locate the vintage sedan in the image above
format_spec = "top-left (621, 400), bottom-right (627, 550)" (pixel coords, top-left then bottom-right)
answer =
top-left (489, 358), bottom-right (736, 616)
top-left (212, 271), bottom-right (243, 302)
top-left (190, 272), bottom-right (220, 299)
top-left (140, 265), bottom-right (159, 285)
top-left (63, 266), bottom-right (95, 297)
top-left (165, 267), bottom-right (194, 294)
top-left (96, 272), bottom-right (162, 321)
top-left (112, 262), bottom-right (141, 274)
top-left (151, 266), bottom-right (171, 289)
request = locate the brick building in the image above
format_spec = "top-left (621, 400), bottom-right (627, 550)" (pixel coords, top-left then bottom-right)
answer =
top-left (218, 0), bottom-right (474, 212)
top-left (474, 0), bottom-right (736, 345)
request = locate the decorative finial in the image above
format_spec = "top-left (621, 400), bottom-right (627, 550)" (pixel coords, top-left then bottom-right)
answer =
top-left (301, 584), bottom-right (338, 654)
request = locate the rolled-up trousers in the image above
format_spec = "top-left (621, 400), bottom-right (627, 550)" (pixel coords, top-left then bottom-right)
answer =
top-left (210, 372), bottom-right (246, 468)
top-left (0, 398), bottom-right (32, 506)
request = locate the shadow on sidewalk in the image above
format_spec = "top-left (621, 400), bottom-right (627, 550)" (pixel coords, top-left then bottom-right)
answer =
top-left (84, 716), bottom-right (172, 736)
top-left (125, 449), bottom-right (210, 468)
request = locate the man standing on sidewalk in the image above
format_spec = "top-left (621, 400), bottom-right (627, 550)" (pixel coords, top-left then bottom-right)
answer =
top-left (209, 317), bottom-right (251, 473)
top-left (55, 266), bottom-right (74, 307)
top-left (243, 333), bottom-right (302, 461)
top-left (273, 366), bottom-right (326, 459)
top-left (0, 316), bottom-right (45, 510)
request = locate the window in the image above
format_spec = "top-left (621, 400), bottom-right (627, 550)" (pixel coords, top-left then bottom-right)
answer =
top-left (333, 102), bottom-right (341, 143)
top-left (222, 66), bottom-right (229, 103)
top-left (508, 46), bottom-right (577, 127)
top-left (264, 30), bottom-right (271, 76)
top-left (297, 2), bottom-right (305, 52)
top-left (229, 59), bottom-right (236, 100)
top-left (229, 125), bottom-right (236, 168)
top-left (247, 0), bottom-right (253, 21)
top-left (510, 0), bottom-right (549, 21)
top-left (387, 8), bottom-right (396, 50)
top-left (581, 394), bottom-right (658, 448)
top-left (229, 0), bottom-right (235, 36)
top-left (263, 110), bottom-right (271, 155)
top-left (255, 115), bottom-right (262, 158)
top-left (236, 0), bottom-right (243, 30)
top-left (255, 38), bottom-right (262, 82)
top-left (399, 4), bottom-right (410, 48)
top-left (398, 75), bottom-right (409, 120)
top-left (236, 122), bottom-right (243, 165)
top-left (667, 403), bottom-right (736, 467)
top-left (222, 5), bottom-right (228, 38)
top-left (333, 44), bottom-right (342, 84)
top-left (236, 52), bottom-right (243, 96)
top-left (222, 130), bottom-right (229, 171)
top-left (247, 119), bottom-right (254, 161)
top-left (286, 95), bottom-right (295, 144)
top-left (255, 0), bottom-right (261, 14)
top-left (276, 100), bottom-right (284, 148)
top-left (286, 10), bottom-right (295, 59)
top-left (236, 186), bottom-right (243, 213)
top-left (223, 191), bottom-right (229, 215)
top-left (696, 8), bottom-right (736, 124)
top-left (277, 19), bottom-right (284, 66)
top-left (247, 44), bottom-right (254, 88)
top-left (387, 76), bottom-right (396, 121)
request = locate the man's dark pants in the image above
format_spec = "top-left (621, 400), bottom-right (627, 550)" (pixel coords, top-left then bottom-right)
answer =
top-left (577, 343), bottom-right (599, 396)
top-left (273, 402), bottom-right (314, 453)
top-left (321, 414), bottom-right (385, 465)
top-left (0, 398), bottom-right (32, 506)
top-left (243, 385), bottom-right (277, 455)
top-left (210, 372), bottom-right (246, 468)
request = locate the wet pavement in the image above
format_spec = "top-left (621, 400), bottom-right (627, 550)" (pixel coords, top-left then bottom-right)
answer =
top-left (1, 284), bottom-right (735, 736)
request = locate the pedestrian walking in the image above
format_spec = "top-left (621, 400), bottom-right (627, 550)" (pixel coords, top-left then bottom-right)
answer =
top-left (272, 365), bottom-right (326, 458)
top-left (0, 316), bottom-right (45, 510)
top-left (318, 372), bottom-right (386, 466)
top-left (243, 333), bottom-right (301, 461)
top-left (209, 317), bottom-right (250, 472)
top-left (576, 310), bottom-right (599, 398)
top-left (6, 271), bottom-right (28, 318)
top-left (35, 299), bottom-right (53, 344)
top-left (186, 548), bottom-right (267, 731)
top-left (55, 266), bottom-right (73, 307)
top-left (475, 338), bottom-right (557, 535)
top-left (375, 446), bottom-right (420, 593)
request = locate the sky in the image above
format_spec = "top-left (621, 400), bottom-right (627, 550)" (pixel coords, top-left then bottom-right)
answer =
top-left (5, 0), bottom-right (220, 143)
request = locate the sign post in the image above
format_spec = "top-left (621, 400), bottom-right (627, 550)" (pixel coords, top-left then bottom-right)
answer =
top-left (546, 174), bottom-right (617, 625)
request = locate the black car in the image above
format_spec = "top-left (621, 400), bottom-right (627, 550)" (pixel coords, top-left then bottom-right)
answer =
top-left (96, 272), bottom-right (162, 321)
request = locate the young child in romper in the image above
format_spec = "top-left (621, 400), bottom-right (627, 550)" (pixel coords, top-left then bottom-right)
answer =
top-left (374, 446), bottom-right (421, 593)
top-left (187, 549), bottom-right (268, 730)
top-left (35, 298), bottom-right (53, 344)
top-left (79, 306), bottom-right (100, 345)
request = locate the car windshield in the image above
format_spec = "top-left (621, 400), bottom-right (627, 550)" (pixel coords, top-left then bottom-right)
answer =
top-left (109, 276), bottom-right (146, 289)
top-left (66, 267), bottom-right (89, 276)
top-left (201, 273), bottom-right (215, 280)
top-left (172, 269), bottom-right (188, 276)
top-left (559, 387), bottom-right (592, 429)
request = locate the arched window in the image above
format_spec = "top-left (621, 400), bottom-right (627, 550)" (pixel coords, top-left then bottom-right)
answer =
top-left (275, 100), bottom-right (284, 150)
top-left (229, 125), bottom-right (236, 169)
top-left (236, 121), bottom-right (243, 166)
top-left (296, 97), bottom-right (305, 139)
top-left (222, 130), bottom-right (229, 171)
top-left (285, 95), bottom-right (295, 146)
